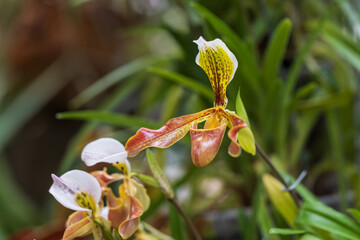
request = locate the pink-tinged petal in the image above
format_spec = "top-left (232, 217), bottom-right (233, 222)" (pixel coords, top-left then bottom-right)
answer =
top-left (190, 116), bottom-right (228, 167)
top-left (49, 170), bottom-right (101, 212)
top-left (66, 211), bottom-right (88, 227)
top-left (118, 196), bottom-right (143, 239)
top-left (106, 187), bottom-right (130, 227)
top-left (91, 169), bottom-right (124, 190)
top-left (81, 138), bottom-right (129, 168)
top-left (125, 108), bottom-right (217, 156)
top-left (194, 37), bottom-right (238, 107)
top-left (222, 109), bottom-right (247, 157)
top-left (62, 215), bottom-right (93, 240)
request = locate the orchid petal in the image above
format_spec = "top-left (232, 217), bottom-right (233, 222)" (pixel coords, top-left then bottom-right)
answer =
top-left (106, 186), bottom-right (130, 227)
top-left (63, 215), bottom-right (93, 240)
top-left (125, 108), bottom-right (217, 156)
top-left (190, 116), bottom-right (228, 167)
top-left (100, 206), bottom-right (109, 220)
top-left (66, 211), bottom-right (88, 227)
top-left (81, 138), bottom-right (129, 168)
top-left (91, 169), bottom-right (124, 190)
top-left (129, 178), bottom-right (150, 211)
top-left (222, 109), bottom-right (247, 157)
top-left (194, 37), bottom-right (238, 107)
top-left (49, 170), bottom-right (101, 213)
top-left (118, 196), bottom-right (143, 239)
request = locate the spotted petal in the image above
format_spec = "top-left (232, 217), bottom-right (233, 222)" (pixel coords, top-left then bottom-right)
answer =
top-left (194, 37), bottom-right (238, 107)
top-left (81, 138), bottom-right (129, 169)
top-left (125, 108), bottom-right (217, 156)
top-left (49, 170), bottom-right (101, 213)
top-left (222, 109), bottom-right (247, 157)
top-left (190, 116), bottom-right (228, 167)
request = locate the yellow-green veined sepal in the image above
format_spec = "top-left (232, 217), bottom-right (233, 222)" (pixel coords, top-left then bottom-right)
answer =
top-left (263, 174), bottom-right (298, 227)
top-left (237, 127), bottom-right (256, 155)
top-left (194, 37), bottom-right (238, 108)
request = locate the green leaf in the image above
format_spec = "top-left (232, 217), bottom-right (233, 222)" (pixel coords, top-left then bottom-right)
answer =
top-left (57, 111), bottom-right (160, 130)
top-left (296, 201), bottom-right (360, 240)
top-left (235, 89), bottom-right (250, 126)
top-left (299, 234), bottom-right (323, 240)
top-left (263, 174), bottom-right (298, 227)
top-left (94, 219), bottom-right (113, 240)
top-left (269, 228), bottom-right (306, 235)
top-left (0, 59), bottom-right (72, 150)
top-left (296, 91), bottom-right (351, 111)
top-left (70, 56), bottom-right (168, 108)
top-left (236, 89), bottom-right (255, 155)
top-left (168, 201), bottom-right (186, 240)
top-left (146, 150), bottom-right (174, 199)
top-left (113, 228), bottom-right (123, 240)
top-left (148, 67), bottom-right (213, 101)
top-left (58, 75), bottom-right (143, 173)
top-left (348, 209), bottom-right (360, 223)
top-left (277, 16), bottom-right (327, 158)
top-left (263, 18), bottom-right (292, 85)
top-left (131, 173), bottom-right (160, 188)
top-left (238, 127), bottom-right (256, 155)
top-left (322, 23), bottom-right (360, 72)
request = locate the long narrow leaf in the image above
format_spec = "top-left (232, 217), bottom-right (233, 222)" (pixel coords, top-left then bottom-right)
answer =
top-left (263, 18), bottom-right (292, 85)
top-left (57, 111), bottom-right (160, 129)
top-left (70, 56), bottom-right (168, 108)
top-left (148, 67), bottom-right (213, 100)
top-left (296, 201), bottom-right (360, 240)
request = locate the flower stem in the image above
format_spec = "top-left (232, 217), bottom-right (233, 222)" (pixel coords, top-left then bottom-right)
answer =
top-left (167, 197), bottom-right (202, 240)
top-left (256, 143), bottom-right (301, 207)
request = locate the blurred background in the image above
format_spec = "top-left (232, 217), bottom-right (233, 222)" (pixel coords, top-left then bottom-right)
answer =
top-left (0, 0), bottom-right (359, 239)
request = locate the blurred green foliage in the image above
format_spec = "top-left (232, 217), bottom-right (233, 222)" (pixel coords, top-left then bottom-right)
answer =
top-left (1, 0), bottom-right (360, 239)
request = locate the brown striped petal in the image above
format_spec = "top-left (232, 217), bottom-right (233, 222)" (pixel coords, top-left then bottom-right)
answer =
top-left (125, 108), bottom-right (217, 156)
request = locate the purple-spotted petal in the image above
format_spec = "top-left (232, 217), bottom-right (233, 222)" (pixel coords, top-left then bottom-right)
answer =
top-left (81, 138), bottom-right (129, 167)
top-left (194, 37), bottom-right (238, 107)
top-left (49, 170), bottom-right (101, 212)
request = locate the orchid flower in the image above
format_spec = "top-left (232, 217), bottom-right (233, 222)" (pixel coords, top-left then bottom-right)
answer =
top-left (81, 138), bottom-right (150, 239)
top-left (125, 37), bottom-right (249, 167)
top-left (49, 170), bottom-right (110, 240)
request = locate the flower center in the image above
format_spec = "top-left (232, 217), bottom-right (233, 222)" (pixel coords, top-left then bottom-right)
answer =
top-left (114, 162), bottom-right (130, 176)
top-left (74, 191), bottom-right (97, 215)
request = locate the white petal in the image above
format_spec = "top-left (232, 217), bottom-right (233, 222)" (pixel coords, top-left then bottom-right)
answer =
top-left (100, 206), bottom-right (109, 220)
top-left (49, 170), bottom-right (102, 212)
top-left (193, 36), bottom-right (238, 82)
top-left (81, 138), bottom-right (128, 166)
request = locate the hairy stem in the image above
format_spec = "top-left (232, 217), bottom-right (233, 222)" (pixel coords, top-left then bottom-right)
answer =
top-left (256, 143), bottom-right (301, 207)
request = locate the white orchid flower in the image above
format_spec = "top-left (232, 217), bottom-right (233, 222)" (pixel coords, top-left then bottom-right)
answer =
top-left (81, 138), bottom-right (131, 173)
top-left (49, 170), bottom-right (102, 215)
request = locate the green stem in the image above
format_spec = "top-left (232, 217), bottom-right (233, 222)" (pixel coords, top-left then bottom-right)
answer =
top-left (167, 198), bottom-right (202, 240)
top-left (256, 143), bottom-right (301, 207)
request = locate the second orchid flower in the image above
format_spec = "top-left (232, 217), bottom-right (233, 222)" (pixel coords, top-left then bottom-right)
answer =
top-left (125, 37), bottom-right (254, 167)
